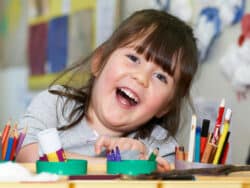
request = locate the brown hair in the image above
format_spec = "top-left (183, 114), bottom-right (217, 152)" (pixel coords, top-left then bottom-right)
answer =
top-left (50, 9), bottom-right (198, 138)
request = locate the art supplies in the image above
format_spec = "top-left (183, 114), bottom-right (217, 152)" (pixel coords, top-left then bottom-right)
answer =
top-left (37, 128), bottom-right (66, 162)
top-left (107, 160), bottom-right (157, 176)
top-left (0, 134), bottom-right (2, 159)
top-left (211, 98), bottom-right (225, 144)
top-left (213, 109), bottom-right (232, 164)
top-left (175, 99), bottom-right (233, 166)
top-left (9, 128), bottom-right (18, 160)
top-left (15, 126), bottom-right (27, 155)
top-left (219, 132), bottom-right (231, 164)
top-left (175, 146), bottom-right (184, 161)
top-left (5, 129), bottom-right (14, 161)
top-left (0, 121), bottom-right (27, 161)
top-left (148, 147), bottom-right (159, 161)
top-left (106, 146), bottom-right (122, 161)
top-left (187, 115), bottom-right (197, 162)
top-left (194, 126), bottom-right (201, 162)
top-left (1, 121), bottom-right (11, 159)
top-left (200, 119), bottom-right (210, 159)
top-left (36, 159), bottom-right (87, 175)
top-left (105, 145), bottom-right (157, 176)
top-left (201, 142), bottom-right (217, 163)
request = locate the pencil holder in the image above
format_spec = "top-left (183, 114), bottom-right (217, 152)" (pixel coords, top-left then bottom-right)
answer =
top-left (175, 159), bottom-right (218, 170)
top-left (107, 160), bottom-right (157, 176)
top-left (36, 159), bottom-right (87, 175)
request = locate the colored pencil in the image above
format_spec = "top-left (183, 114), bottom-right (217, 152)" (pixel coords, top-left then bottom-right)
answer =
top-left (15, 127), bottom-right (27, 155)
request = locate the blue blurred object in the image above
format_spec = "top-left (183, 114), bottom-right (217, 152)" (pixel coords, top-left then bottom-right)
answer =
top-left (232, 0), bottom-right (246, 25)
top-left (195, 7), bottom-right (221, 62)
top-left (47, 15), bottom-right (68, 73)
top-left (155, 0), bottom-right (170, 12)
top-left (200, 7), bottom-right (221, 36)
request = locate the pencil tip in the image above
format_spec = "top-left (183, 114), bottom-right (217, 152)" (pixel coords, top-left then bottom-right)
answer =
top-left (225, 108), bottom-right (232, 121)
top-left (220, 98), bottom-right (225, 106)
top-left (191, 115), bottom-right (197, 125)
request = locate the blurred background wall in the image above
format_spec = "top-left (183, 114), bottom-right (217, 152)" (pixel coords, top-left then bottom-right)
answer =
top-left (0, 0), bottom-right (249, 164)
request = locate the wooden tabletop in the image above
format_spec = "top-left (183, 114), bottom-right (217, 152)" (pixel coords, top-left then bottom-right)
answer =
top-left (1, 163), bottom-right (250, 188)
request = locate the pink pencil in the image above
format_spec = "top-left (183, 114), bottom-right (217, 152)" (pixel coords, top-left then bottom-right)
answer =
top-left (15, 127), bottom-right (27, 155)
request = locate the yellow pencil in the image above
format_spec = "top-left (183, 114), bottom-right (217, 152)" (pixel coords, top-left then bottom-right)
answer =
top-left (213, 109), bottom-right (232, 164)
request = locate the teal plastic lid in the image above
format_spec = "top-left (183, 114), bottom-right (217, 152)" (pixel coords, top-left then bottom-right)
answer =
top-left (107, 160), bottom-right (157, 176)
top-left (36, 159), bottom-right (87, 175)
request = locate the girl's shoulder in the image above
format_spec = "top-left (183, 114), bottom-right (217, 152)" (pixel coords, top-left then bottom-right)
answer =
top-left (32, 85), bottom-right (64, 100)
top-left (26, 85), bottom-right (74, 121)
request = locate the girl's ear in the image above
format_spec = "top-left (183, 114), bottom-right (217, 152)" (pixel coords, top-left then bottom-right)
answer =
top-left (91, 46), bottom-right (104, 76)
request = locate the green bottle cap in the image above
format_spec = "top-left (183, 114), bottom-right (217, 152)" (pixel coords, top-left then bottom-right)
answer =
top-left (107, 160), bottom-right (157, 176)
top-left (36, 159), bottom-right (87, 175)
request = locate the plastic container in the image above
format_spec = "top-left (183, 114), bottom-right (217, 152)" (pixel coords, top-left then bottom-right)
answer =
top-left (107, 160), bottom-right (157, 176)
top-left (36, 159), bottom-right (87, 175)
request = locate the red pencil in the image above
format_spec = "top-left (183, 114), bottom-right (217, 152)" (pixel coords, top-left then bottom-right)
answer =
top-left (219, 132), bottom-right (231, 164)
top-left (220, 142), bottom-right (229, 164)
top-left (10, 128), bottom-right (18, 160)
top-left (200, 119), bottom-right (210, 159)
top-left (211, 98), bottom-right (225, 144)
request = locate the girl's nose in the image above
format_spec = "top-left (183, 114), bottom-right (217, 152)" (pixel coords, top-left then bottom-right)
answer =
top-left (132, 72), bottom-right (149, 88)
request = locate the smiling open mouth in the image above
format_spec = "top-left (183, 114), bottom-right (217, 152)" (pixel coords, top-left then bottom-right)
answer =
top-left (116, 87), bottom-right (139, 106)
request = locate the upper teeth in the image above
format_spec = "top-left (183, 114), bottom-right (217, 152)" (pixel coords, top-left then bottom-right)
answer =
top-left (120, 88), bottom-right (139, 102)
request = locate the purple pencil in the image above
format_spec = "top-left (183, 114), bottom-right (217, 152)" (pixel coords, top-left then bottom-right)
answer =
top-left (15, 127), bottom-right (27, 155)
top-left (115, 146), bottom-right (121, 161)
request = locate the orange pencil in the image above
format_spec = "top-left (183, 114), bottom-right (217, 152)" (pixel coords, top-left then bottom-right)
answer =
top-left (1, 121), bottom-right (11, 145)
top-left (175, 146), bottom-right (185, 160)
top-left (1, 122), bottom-right (11, 160)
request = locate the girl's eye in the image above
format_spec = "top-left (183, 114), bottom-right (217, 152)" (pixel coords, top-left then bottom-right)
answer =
top-left (126, 54), bottom-right (140, 64)
top-left (154, 73), bottom-right (167, 84)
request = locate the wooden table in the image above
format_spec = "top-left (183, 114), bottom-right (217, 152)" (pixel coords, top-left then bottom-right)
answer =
top-left (0, 163), bottom-right (250, 188)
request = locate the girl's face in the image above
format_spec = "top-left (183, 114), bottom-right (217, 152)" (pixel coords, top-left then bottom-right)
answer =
top-left (88, 46), bottom-right (177, 135)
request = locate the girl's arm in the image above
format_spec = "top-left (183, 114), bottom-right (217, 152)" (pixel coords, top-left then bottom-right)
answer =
top-left (16, 143), bottom-right (39, 162)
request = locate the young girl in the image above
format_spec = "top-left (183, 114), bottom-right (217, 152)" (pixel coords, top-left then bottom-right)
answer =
top-left (16, 9), bottom-right (198, 172)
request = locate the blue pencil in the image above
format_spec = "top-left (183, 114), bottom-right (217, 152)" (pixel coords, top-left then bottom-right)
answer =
top-left (195, 126), bottom-right (201, 162)
top-left (5, 137), bottom-right (14, 161)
